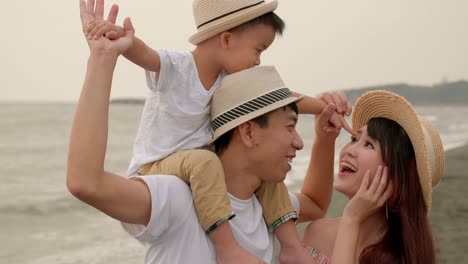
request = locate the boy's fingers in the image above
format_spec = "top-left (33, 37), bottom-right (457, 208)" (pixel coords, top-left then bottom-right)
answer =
top-left (320, 92), bottom-right (332, 104)
top-left (94, 25), bottom-right (113, 39)
top-left (105, 30), bottom-right (124, 40)
top-left (85, 20), bottom-right (98, 34)
top-left (331, 93), bottom-right (343, 113)
top-left (88, 21), bottom-right (105, 39)
top-left (107, 4), bottom-right (119, 24)
top-left (337, 91), bottom-right (352, 116)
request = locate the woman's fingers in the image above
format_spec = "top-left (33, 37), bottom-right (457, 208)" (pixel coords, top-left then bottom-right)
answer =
top-left (375, 166), bottom-right (388, 196)
top-left (368, 166), bottom-right (383, 194)
top-left (360, 170), bottom-right (371, 192)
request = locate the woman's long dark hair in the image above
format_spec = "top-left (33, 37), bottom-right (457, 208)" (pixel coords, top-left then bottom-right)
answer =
top-left (359, 118), bottom-right (436, 264)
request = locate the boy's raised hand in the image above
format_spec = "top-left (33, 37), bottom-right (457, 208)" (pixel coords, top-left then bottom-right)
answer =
top-left (80, 0), bottom-right (125, 41)
top-left (79, 0), bottom-right (134, 54)
top-left (87, 18), bottom-right (125, 40)
top-left (319, 91), bottom-right (355, 135)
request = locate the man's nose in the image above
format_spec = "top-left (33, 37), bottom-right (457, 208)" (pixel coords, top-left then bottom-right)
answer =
top-left (293, 132), bottom-right (304, 150)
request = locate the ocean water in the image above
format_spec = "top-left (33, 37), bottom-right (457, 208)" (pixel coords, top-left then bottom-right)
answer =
top-left (1, 102), bottom-right (468, 264)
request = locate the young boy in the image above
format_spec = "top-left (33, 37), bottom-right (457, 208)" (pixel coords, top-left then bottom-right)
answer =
top-left (85, 0), bottom-right (351, 262)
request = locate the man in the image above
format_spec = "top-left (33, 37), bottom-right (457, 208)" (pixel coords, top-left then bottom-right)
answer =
top-left (68, 1), bottom-right (345, 263)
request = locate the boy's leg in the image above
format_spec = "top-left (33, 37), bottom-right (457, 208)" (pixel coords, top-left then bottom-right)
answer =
top-left (256, 182), bottom-right (314, 263)
top-left (255, 181), bottom-right (297, 229)
top-left (139, 150), bottom-right (264, 263)
top-left (138, 149), bottom-right (233, 231)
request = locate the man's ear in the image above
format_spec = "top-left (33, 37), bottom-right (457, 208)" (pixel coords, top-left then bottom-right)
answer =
top-left (237, 121), bottom-right (255, 148)
top-left (220, 31), bottom-right (233, 49)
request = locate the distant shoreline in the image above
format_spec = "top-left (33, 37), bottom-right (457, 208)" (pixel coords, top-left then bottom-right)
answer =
top-left (109, 98), bottom-right (146, 105)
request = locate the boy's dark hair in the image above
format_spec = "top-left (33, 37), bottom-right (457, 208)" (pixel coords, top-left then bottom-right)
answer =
top-left (214, 102), bottom-right (298, 155)
top-left (231, 12), bottom-right (285, 36)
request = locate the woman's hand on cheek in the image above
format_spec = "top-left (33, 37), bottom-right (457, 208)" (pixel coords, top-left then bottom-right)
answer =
top-left (342, 166), bottom-right (393, 223)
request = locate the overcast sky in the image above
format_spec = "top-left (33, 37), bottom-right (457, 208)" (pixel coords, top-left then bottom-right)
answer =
top-left (1, 0), bottom-right (467, 102)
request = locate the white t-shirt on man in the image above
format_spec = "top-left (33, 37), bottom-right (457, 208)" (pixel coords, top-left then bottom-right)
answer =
top-left (127, 49), bottom-right (226, 176)
top-left (121, 176), bottom-right (300, 264)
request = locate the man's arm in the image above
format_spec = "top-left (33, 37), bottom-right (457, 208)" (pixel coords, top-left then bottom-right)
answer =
top-left (294, 104), bottom-right (338, 222)
top-left (67, 0), bottom-right (151, 226)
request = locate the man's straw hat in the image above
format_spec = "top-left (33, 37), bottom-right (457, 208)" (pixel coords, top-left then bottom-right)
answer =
top-left (189, 0), bottom-right (278, 45)
top-left (352, 90), bottom-right (445, 213)
top-left (210, 66), bottom-right (303, 143)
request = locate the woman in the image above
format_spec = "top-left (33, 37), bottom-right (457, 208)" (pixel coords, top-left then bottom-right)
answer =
top-left (302, 90), bottom-right (445, 264)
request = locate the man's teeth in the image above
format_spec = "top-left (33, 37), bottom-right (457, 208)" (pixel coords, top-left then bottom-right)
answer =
top-left (287, 157), bottom-right (293, 163)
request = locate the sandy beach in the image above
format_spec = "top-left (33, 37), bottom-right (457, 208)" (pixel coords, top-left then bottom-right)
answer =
top-left (430, 143), bottom-right (468, 263)
top-left (283, 143), bottom-right (468, 264)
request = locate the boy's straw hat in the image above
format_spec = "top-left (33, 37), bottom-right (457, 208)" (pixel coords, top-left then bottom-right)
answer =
top-left (210, 66), bottom-right (303, 143)
top-left (189, 0), bottom-right (278, 45)
top-left (352, 90), bottom-right (445, 213)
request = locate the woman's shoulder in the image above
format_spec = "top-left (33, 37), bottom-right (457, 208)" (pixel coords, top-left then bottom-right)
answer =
top-left (301, 217), bottom-right (341, 256)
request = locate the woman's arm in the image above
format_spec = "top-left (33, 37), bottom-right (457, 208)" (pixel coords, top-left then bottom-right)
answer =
top-left (330, 167), bottom-right (392, 264)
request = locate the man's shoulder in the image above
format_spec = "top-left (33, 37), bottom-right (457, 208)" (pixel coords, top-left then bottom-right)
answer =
top-left (141, 175), bottom-right (192, 198)
top-left (137, 175), bottom-right (194, 213)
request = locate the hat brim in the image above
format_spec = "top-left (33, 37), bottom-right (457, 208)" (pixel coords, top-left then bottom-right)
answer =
top-left (351, 90), bottom-right (434, 211)
top-left (209, 94), bottom-right (303, 144)
top-left (189, 0), bottom-right (278, 45)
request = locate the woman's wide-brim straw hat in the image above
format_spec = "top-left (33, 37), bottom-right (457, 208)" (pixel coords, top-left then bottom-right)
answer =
top-left (352, 90), bottom-right (445, 213)
top-left (210, 66), bottom-right (303, 144)
top-left (189, 0), bottom-right (278, 45)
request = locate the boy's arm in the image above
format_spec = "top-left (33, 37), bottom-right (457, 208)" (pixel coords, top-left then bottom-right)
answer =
top-left (292, 91), bottom-right (326, 115)
top-left (123, 36), bottom-right (161, 73)
top-left (292, 90), bottom-right (354, 135)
